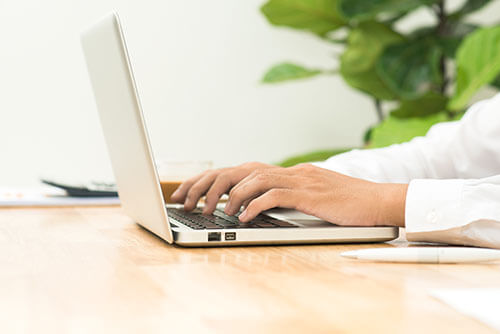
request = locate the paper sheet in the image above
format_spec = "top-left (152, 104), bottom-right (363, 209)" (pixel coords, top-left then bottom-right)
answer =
top-left (430, 288), bottom-right (500, 331)
top-left (0, 187), bottom-right (120, 207)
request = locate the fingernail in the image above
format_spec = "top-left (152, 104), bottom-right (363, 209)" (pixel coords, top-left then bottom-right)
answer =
top-left (224, 200), bottom-right (232, 213)
top-left (171, 189), bottom-right (179, 198)
top-left (239, 209), bottom-right (248, 221)
top-left (202, 206), bottom-right (210, 215)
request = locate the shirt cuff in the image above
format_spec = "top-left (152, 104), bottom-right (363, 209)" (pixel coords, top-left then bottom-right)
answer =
top-left (405, 178), bottom-right (466, 233)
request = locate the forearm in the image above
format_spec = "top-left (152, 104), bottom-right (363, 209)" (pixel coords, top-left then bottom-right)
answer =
top-left (376, 183), bottom-right (408, 227)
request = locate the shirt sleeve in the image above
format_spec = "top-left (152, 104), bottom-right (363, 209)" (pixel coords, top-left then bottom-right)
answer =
top-left (313, 94), bottom-right (500, 183)
top-left (405, 175), bottom-right (500, 249)
top-left (313, 93), bottom-right (500, 248)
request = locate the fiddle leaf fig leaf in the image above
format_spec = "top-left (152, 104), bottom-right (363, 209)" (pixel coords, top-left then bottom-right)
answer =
top-left (439, 22), bottom-right (478, 58)
top-left (338, 0), bottom-right (438, 21)
top-left (369, 112), bottom-right (449, 148)
top-left (448, 26), bottom-right (500, 110)
top-left (391, 92), bottom-right (448, 118)
top-left (376, 36), bottom-right (444, 99)
top-left (449, 0), bottom-right (493, 20)
top-left (491, 75), bottom-right (500, 90)
top-left (340, 21), bottom-right (403, 100)
top-left (260, 0), bottom-right (345, 36)
top-left (262, 63), bottom-right (322, 83)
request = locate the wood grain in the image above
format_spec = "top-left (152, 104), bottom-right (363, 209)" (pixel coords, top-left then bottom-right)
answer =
top-left (0, 207), bottom-right (498, 333)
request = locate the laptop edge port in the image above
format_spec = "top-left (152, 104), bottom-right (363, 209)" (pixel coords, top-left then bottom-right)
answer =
top-left (225, 232), bottom-right (236, 241)
top-left (208, 232), bottom-right (221, 242)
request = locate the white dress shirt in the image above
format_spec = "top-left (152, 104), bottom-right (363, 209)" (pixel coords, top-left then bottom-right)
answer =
top-left (314, 93), bottom-right (500, 248)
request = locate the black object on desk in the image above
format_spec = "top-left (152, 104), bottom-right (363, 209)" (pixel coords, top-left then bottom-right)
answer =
top-left (41, 179), bottom-right (118, 197)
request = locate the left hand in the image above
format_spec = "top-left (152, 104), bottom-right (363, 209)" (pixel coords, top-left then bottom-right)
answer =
top-left (224, 164), bottom-right (408, 227)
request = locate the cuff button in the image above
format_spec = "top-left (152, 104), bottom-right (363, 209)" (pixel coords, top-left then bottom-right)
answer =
top-left (427, 210), bottom-right (438, 224)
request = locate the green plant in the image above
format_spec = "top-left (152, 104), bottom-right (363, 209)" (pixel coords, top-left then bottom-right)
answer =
top-left (260, 0), bottom-right (500, 165)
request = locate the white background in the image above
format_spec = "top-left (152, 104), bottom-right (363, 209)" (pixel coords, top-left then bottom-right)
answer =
top-left (1, 0), bottom-right (499, 186)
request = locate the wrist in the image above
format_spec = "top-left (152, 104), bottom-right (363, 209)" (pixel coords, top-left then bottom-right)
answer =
top-left (376, 183), bottom-right (408, 227)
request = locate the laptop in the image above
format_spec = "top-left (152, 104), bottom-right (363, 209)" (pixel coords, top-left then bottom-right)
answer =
top-left (80, 12), bottom-right (399, 246)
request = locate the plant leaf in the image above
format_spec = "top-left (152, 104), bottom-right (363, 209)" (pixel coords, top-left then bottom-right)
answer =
top-left (278, 148), bottom-right (352, 167)
top-left (391, 92), bottom-right (448, 118)
top-left (369, 112), bottom-right (448, 148)
top-left (491, 75), bottom-right (500, 90)
top-left (439, 22), bottom-right (478, 58)
top-left (409, 23), bottom-right (477, 59)
top-left (340, 21), bottom-right (403, 100)
top-left (448, 26), bottom-right (500, 110)
top-left (260, 0), bottom-right (345, 36)
top-left (376, 36), bottom-right (444, 99)
top-left (449, 0), bottom-right (493, 20)
top-left (262, 63), bottom-right (322, 83)
top-left (338, 0), bottom-right (437, 21)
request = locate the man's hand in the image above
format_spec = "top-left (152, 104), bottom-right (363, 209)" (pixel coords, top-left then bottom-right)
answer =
top-left (172, 163), bottom-right (408, 227)
top-left (170, 162), bottom-right (277, 214)
top-left (226, 164), bottom-right (407, 227)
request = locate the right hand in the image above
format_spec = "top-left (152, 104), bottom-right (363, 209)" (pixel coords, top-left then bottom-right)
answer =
top-left (170, 162), bottom-right (277, 214)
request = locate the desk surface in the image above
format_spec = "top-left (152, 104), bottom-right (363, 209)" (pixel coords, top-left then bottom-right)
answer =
top-left (0, 207), bottom-right (499, 333)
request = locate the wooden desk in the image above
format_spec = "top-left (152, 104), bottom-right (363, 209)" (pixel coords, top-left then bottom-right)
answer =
top-left (0, 207), bottom-right (498, 333)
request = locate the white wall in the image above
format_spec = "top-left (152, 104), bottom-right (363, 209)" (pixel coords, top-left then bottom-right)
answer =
top-left (1, 0), bottom-right (499, 186)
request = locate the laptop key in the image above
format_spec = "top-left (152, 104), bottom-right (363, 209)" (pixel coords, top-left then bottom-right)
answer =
top-left (256, 223), bottom-right (276, 228)
top-left (168, 208), bottom-right (298, 230)
top-left (213, 210), bottom-right (240, 223)
top-left (271, 220), bottom-right (296, 227)
top-left (205, 225), bottom-right (221, 229)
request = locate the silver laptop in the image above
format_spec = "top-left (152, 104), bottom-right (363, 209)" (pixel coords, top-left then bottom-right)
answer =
top-left (80, 12), bottom-right (399, 246)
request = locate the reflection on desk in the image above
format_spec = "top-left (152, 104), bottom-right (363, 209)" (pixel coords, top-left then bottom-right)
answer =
top-left (0, 207), bottom-right (499, 333)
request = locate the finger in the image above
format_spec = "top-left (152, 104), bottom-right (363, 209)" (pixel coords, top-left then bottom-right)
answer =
top-left (170, 172), bottom-right (208, 203)
top-left (203, 172), bottom-right (240, 215)
top-left (225, 174), bottom-right (295, 215)
top-left (183, 171), bottom-right (220, 211)
top-left (226, 168), bottom-right (291, 213)
top-left (227, 166), bottom-right (294, 198)
top-left (239, 189), bottom-right (297, 223)
top-left (227, 168), bottom-right (279, 201)
top-left (241, 198), bottom-right (251, 209)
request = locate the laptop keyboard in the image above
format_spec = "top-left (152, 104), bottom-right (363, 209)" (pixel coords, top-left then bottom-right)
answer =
top-left (167, 208), bottom-right (297, 230)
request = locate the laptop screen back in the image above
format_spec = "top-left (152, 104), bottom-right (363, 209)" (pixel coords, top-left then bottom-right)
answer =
top-left (81, 12), bottom-right (173, 243)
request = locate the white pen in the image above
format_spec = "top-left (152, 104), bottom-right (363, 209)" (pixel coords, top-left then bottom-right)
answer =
top-left (341, 247), bottom-right (500, 264)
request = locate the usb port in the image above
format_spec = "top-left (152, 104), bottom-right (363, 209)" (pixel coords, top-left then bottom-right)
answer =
top-left (225, 232), bottom-right (236, 241)
top-left (208, 232), bottom-right (221, 242)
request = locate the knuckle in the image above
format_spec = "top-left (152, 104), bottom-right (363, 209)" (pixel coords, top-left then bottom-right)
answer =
top-left (268, 188), bottom-right (289, 200)
top-left (230, 188), bottom-right (243, 201)
top-left (207, 182), bottom-right (227, 198)
top-left (214, 173), bottom-right (230, 185)
top-left (254, 173), bottom-right (269, 183)
top-left (251, 168), bottom-right (267, 177)
top-left (186, 188), bottom-right (202, 201)
top-left (241, 161), bottom-right (257, 169)
top-left (179, 180), bottom-right (195, 190)
top-left (267, 188), bottom-right (282, 198)
top-left (205, 169), bottom-right (218, 178)
top-left (291, 163), bottom-right (314, 173)
top-left (294, 163), bottom-right (309, 169)
top-left (190, 184), bottom-right (204, 194)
